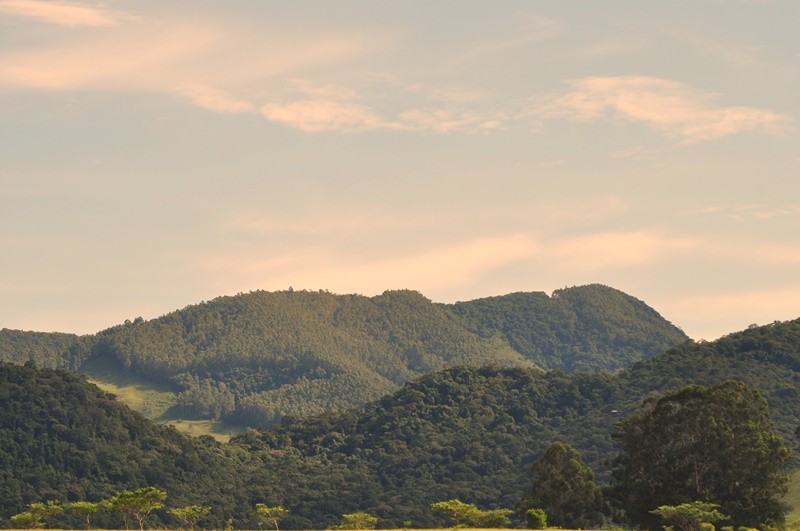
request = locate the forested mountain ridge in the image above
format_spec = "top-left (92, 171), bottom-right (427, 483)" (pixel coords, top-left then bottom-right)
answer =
top-left (1, 318), bottom-right (799, 528)
top-left (0, 285), bottom-right (687, 426)
top-left (0, 329), bottom-right (91, 371)
top-left (239, 318), bottom-right (800, 526)
top-left (451, 284), bottom-right (687, 371)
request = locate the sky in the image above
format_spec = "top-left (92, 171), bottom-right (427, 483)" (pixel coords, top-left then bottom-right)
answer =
top-left (1, 0), bottom-right (798, 340)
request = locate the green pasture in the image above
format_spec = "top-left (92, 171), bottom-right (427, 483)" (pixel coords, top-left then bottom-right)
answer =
top-left (82, 356), bottom-right (241, 442)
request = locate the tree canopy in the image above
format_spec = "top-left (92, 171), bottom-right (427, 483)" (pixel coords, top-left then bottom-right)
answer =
top-left (1, 285), bottom-right (687, 428)
top-left (2, 317), bottom-right (800, 529)
top-left (612, 381), bottom-right (791, 529)
top-left (521, 441), bottom-right (603, 528)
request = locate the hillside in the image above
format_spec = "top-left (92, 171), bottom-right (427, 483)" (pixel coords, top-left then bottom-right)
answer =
top-left (0, 329), bottom-right (91, 370)
top-left (1, 319), bottom-right (799, 528)
top-left (237, 318), bottom-right (800, 527)
top-left (0, 285), bottom-right (687, 427)
top-left (450, 284), bottom-right (688, 371)
top-left (0, 362), bottom-right (250, 529)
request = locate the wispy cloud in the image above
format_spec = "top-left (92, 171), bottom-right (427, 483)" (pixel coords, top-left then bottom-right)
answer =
top-left (0, 17), bottom-right (374, 96)
top-left (261, 99), bottom-right (392, 133)
top-left (0, 0), bottom-right (130, 27)
top-left (260, 79), bottom-right (507, 134)
top-left (535, 76), bottom-right (794, 142)
top-left (177, 84), bottom-right (256, 114)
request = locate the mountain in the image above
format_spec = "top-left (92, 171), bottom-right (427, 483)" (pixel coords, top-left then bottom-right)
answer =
top-left (3, 318), bottom-right (796, 528)
top-left (234, 318), bottom-right (800, 527)
top-left (0, 285), bottom-right (687, 427)
top-left (450, 284), bottom-right (687, 371)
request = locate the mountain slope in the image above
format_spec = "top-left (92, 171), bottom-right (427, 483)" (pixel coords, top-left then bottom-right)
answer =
top-left (239, 318), bottom-right (800, 526)
top-left (0, 362), bottom-right (249, 528)
top-left (1, 286), bottom-right (687, 427)
top-left (1, 319), bottom-right (799, 528)
top-left (449, 284), bottom-right (688, 371)
top-left (0, 329), bottom-right (91, 370)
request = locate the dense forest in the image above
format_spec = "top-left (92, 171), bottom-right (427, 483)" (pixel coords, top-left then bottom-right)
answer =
top-left (2, 318), bottom-right (798, 529)
top-left (0, 285), bottom-right (687, 427)
top-left (451, 284), bottom-right (687, 372)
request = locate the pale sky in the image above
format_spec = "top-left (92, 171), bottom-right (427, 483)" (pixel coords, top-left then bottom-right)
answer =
top-left (1, 0), bottom-right (798, 340)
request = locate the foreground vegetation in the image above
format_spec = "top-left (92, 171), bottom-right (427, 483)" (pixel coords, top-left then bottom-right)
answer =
top-left (2, 314), bottom-right (800, 529)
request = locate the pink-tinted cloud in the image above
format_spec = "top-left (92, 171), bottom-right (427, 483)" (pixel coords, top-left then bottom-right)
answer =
top-left (261, 99), bottom-right (392, 133)
top-left (0, 0), bottom-right (129, 27)
top-left (177, 85), bottom-right (255, 114)
top-left (0, 17), bottom-right (374, 109)
top-left (538, 76), bottom-right (794, 142)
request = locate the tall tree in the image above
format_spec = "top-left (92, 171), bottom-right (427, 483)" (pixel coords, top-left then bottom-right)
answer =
top-left (169, 505), bottom-right (211, 531)
top-left (106, 487), bottom-right (167, 531)
top-left (254, 504), bottom-right (287, 531)
top-left (612, 381), bottom-right (791, 529)
top-left (520, 442), bottom-right (604, 528)
top-left (65, 501), bottom-right (101, 530)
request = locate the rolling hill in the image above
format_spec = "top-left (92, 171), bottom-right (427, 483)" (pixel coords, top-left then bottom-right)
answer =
top-left (2, 318), bottom-right (797, 528)
top-left (1, 285), bottom-right (687, 427)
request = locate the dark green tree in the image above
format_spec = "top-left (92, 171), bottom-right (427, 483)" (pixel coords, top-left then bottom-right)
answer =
top-left (525, 508), bottom-right (547, 529)
top-left (521, 441), bottom-right (603, 528)
top-left (612, 381), bottom-right (791, 529)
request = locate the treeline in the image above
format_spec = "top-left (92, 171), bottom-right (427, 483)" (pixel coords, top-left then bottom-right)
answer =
top-left (2, 318), bottom-right (799, 528)
top-left (0, 285), bottom-right (687, 427)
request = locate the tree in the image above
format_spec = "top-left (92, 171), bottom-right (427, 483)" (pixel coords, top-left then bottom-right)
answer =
top-left (612, 381), bottom-right (791, 529)
top-left (65, 501), bottom-right (101, 530)
top-left (521, 441), bottom-right (603, 528)
top-left (169, 505), bottom-right (211, 530)
top-left (473, 508), bottom-right (512, 528)
top-left (525, 508), bottom-right (547, 529)
top-left (431, 500), bottom-right (479, 527)
top-left (10, 502), bottom-right (63, 529)
top-left (10, 512), bottom-right (44, 529)
top-left (431, 500), bottom-right (512, 528)
top-left (650, 501), bottom-right (728, 531)
top-left (107, 487), bottom-right (167, 531)
top-left (254, 504), bottom-right (287, 531)
top-left (330, 511), bottom-right (379, 529)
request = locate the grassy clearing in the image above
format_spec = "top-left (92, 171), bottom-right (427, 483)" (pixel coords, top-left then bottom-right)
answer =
top-left (81, 356), bottom-right (241, 442)
top-left (83, 357), bottom-right (177, 420)
top-left (166, 419), bottom-right (243, 442)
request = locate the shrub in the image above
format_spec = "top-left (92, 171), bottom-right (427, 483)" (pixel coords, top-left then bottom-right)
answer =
top-left (526, 508), bottom-right (547, 529)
